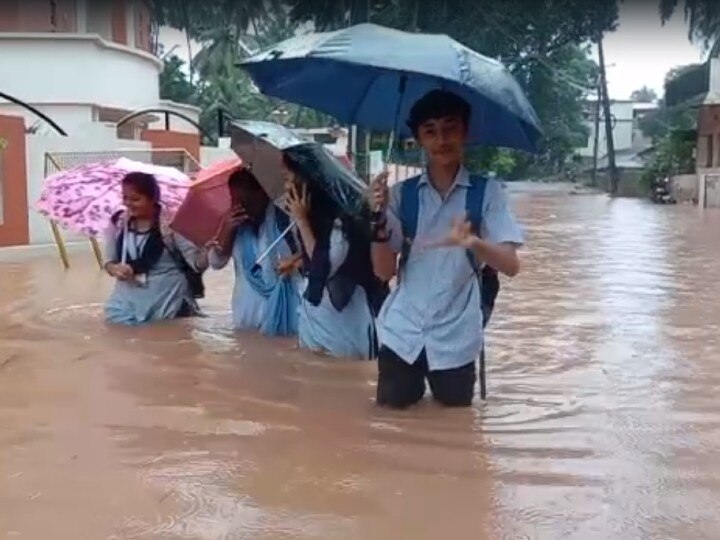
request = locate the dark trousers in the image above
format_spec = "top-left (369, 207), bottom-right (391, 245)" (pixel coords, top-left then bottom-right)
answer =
top-left (376, 346), bottom-right (476, 409)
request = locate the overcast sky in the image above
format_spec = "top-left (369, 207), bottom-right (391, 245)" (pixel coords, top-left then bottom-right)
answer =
top-left (159, 2), bottom-right (709, 101)
top-left (600, 1), bottom-right (706, 99)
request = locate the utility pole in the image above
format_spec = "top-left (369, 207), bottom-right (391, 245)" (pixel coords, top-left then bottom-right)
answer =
top-left (591, 82), bottom-right (602, 186)
top-left (597, 33), bottom-right (619, 194)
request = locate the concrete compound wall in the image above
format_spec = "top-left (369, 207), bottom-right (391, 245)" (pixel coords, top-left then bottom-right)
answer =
top-left (0, 114), bottom-right (29, 247)
top-left (594, 169), bottom-right (649, 198)
top-left (670, 174), bottom-right (698, 203)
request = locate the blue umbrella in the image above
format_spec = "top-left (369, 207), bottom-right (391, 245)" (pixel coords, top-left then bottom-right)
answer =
top-left (241, 23), bottom-right (542, 153)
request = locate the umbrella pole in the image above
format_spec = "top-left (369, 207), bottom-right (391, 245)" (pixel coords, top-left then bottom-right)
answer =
top-left (49, 220), bottom-right (70, 270)
top-left (121, 218), bottom-right (128, 265)
top-left (371, 76), bottom-right (407, 233)
top-left (90, 237), bottom-right (104, 269)
top-left (253, 221), bottom-right (295, 267)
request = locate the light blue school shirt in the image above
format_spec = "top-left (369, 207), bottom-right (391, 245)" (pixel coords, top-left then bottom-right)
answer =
top-left (103, 221), bottom-right (205, 326)
top-left (209, 205), bottom-right (299, 330)
top-left (377, 166), bottom-right (524, 371)
top-left (297, 220), bottom-right (375, 359)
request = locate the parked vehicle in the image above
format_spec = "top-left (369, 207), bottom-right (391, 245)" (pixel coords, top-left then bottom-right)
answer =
top-left (651, 176), bottom-right (676, 205)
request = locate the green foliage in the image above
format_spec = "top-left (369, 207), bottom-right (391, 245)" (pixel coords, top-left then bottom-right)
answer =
top-left (284, 0), bottom-right (616, 175)
top-left (642, 128), bottom-right (695, 188)
top-left (466, 148), bottom-right (517, 178)
top-left (642, 63), bottom-right (699, 187)
top-left (159, 55), bottom-right (198, 105)
top-left (154, 0), bottom-right (619, 175)
top-left (659, 0), bottom-right (720, 55)
top-left (154, 2), bottom-right (338, 140)
top-left (639, 102), bottom-right (695, 141)
top-left (630, 86), bottom-right (658, 103)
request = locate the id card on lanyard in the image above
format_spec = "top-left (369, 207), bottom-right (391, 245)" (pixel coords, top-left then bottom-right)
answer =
top-left (122, 218), bottom-right (148, 287)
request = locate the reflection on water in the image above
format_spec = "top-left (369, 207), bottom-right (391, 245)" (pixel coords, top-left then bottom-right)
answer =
top-left (2, 185), bottom-right (720, 539)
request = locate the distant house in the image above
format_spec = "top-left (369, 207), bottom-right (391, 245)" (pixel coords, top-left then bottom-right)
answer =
top-left (664, 57), bottom-right (720, 207)
top-left (576, 99), bottom-right (659, 160)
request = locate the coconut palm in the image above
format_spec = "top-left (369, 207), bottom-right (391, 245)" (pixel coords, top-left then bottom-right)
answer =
top-left (660, 0), bottom-right (720, 55)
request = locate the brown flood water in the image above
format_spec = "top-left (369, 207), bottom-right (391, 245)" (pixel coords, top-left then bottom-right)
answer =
top-left (2, 184), bottom-right (720, 539)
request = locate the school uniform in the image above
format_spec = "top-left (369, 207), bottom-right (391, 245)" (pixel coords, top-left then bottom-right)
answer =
top-left (376, 166), bottom-right (523, 408)
top-left (298, 219), bottom-right (376, 359)
top-left (104, 217), bottom-right (206, 326)
top-left (209, 204), bottom-right (300, 335)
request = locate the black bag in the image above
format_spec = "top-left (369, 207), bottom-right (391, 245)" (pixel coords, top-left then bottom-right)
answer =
top-left (183, 266), bottom-right (206, 299)
top-left (164, 241), bottom-right (206, 299)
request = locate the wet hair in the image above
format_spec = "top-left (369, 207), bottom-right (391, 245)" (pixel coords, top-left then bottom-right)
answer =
top-left (228, 167), bottom-right (261, 190)
top-left (282, 152), bottom-right (343, 238)
top-left (407, 89), bottom-right (471, 136)
top-left (121, 172), bottom-right (160, 202)
top-left (120, 172), bottom-right (161, 222)
top-left (228, 167), bottom-right (269, 224)
top-left (281, 152), bottom-right (302, 182)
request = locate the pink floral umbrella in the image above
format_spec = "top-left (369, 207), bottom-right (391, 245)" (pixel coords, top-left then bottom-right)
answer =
top-left (36, 158), bottom-right (191, 237)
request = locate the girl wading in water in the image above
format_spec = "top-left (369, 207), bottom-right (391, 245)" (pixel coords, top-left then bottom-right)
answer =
top-left (103, 172), bottom-right (208, 325)
top-left (282, 152), bottom-right (388, 360)
top-left (207, 168), bottom-right (301, 336)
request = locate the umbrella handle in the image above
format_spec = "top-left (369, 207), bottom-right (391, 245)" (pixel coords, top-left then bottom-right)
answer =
top-left (372, 75), bottom-right (407, 217)
top-left (253, 221), bottom-right (295, 267)
top-left (121, 216), bottom-right (128, 265)
top-left (386, 75), bottom-right (407, 168)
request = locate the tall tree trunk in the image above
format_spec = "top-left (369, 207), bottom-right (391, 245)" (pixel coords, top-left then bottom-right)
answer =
top-left (591, 82), bottom-right (601, 186)
top-left (597, 33), bottom-right (618, 194)
top-left (181, 3), bottom-right (194, 84)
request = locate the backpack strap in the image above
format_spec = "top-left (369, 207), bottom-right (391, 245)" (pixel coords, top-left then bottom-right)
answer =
top-left (397, 175), bottom-right (422, 272)
top-left (398, 174), bottom-right (488, 275)
top-left (464, 175), bottom-right (488, 274)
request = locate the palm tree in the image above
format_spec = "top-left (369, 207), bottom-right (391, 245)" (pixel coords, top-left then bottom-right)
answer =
top-left (660, 0), bottom-right (720, 55)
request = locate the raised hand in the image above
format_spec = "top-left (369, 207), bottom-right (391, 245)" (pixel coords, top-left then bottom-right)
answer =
top-left (284, 181), bottom-right (310, 223)
top-left (111, 263), bottom-right (134, 281)
top-left (227, 204), bottom-right (249, 228)
top-left (276, 254), bottom-right (302, 277)
top-left (445, 214), bottom-right (476, 249)
top-left (368, 171), bottom-right (390, 213)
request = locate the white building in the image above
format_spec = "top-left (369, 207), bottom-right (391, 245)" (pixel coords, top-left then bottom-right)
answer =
top-left (576, 100), bottom-right (658, 159)
top-left (0, 0), bottom-right (200, 138)
top-left (0, 1), bottom-right (207, 249)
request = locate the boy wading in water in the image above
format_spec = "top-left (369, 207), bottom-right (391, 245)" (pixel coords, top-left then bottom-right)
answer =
top-left (369, 89), bottom-right (524, 409)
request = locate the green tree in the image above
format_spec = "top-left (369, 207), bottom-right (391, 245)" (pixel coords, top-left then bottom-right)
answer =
top-left (284, 0), bottom-right (617, 173)
top-left (640, 63), bottom-right (702, 141)
top-left (287, 0), bottom-right (380, 30)
top-left (159, 55), bottom-right (198, 105)
top-left (159, 1), bottom-right (331, 137)
top-left (641, 63), bottom-right (698, 188)
top-left (630, 86), bottom-right (658, 102)
top-left (660, 0), bottom-right (720, 54)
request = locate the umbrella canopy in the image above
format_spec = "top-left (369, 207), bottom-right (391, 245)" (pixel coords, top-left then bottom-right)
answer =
top-left (36, 157), bottom-right (190, 237)
top-left (231, 120), bottom-right (306, 203)
top-left (241, 23), bottom-right (542, 152)
top-left (230, 120), bottom-right (367, 216)
top-left (170, 157), bottom-right (243, 247)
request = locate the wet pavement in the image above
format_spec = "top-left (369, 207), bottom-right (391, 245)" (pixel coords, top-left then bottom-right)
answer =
top-left (2, 184), bottom-right (720, 539)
